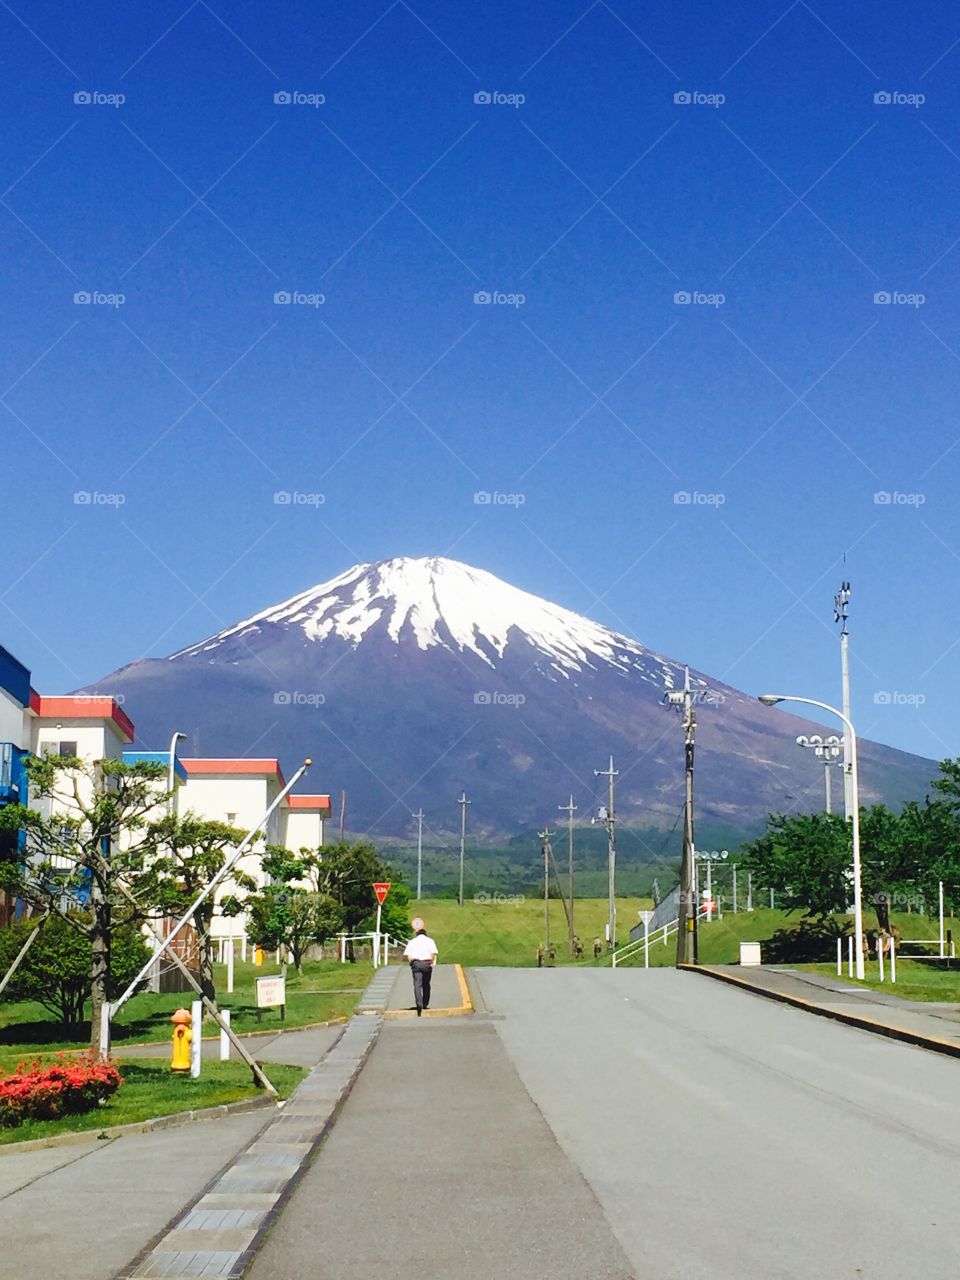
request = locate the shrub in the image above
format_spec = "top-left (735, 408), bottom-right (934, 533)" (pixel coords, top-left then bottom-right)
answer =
top-left (0, 1054), bottom-right (123, 1127)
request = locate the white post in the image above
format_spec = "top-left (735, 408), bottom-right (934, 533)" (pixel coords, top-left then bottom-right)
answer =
top-left (847, 935), bottom-right (853, 978)
top-left (643, 913), bottom-right (650, 969)
top-left (890, 936), bottom-right (896, 984)
top-left (226, 938), bottom-right (235, 994)
top-left (385, 934), bottom-right (390, 965)
top-left (662, 925), bottom-right (668, 946)
top-left (747, 871), bottom-right (753, 911)
top-left (769, 887), bottom-right (774, 910)
top-left (190, 1000), bottom-right (202, 1078)
top-left (241, 933), bottom-right (247, 962)
top-left (878, 936), bottom-right (884, 983)
top-left (99, 1002), bottom-right (111, 1059)
top-left (275, 948), bottom-right (280, 965)
top-left (733, 865), bottom-right (738, 913)
top-left (339, 932), bottom-right (346, 963)
top-left (219, 1008), bottom-right (231, 1061)
top-left (836, 936), bottom-right (842, 976)
top-left (373, 902), bottom-right (382, 970)
top-left (939, 881), bottom-right (945, 958)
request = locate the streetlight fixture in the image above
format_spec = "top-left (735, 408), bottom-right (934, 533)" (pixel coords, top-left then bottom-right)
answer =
top-left (758, 694), bottom-right (864, 979)
top-left (796, 734), bottom-right (843, 814)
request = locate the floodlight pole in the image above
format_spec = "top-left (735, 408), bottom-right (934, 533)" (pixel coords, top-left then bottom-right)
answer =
top-left (457, 792), bottom-right (470, 907)
top-left (760, 694), bottom-right (864, 979)
top-left (413, 809), bottom-right (424, 899)
top-left (559, 795), bottom-right (577, 953)
top-left (101, 758), bottom-right (313, 1056)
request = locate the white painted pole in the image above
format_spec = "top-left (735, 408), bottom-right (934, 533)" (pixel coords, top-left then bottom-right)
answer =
top-left (226, 938), bottom-right (235, 994)
top-left (733, 865), bottom-right (738, 913)
top-left (373, 902), bottom-right (383, 969)
top-left (878, 936), bottom-right (884, 983)
top-left (939, 881), bottom-right (945, 959)
top-left (836, 936), bottom-right (842, 976)
top-left (662, 925), bottom-right (668, 946)
top-left (643, 914), bottom-right (650, 970)
top-left (769, 887), bottom-right (774, 910)
top-left (890, 936), bottom-right (896, 984)
top-left (847, 935), bottom-right (853, 978)
top-left (339, 932), bottom-right (346, 964)
top-left (241, 933), bottom-right (247, 962)
top-left (747, 871), bottom-right (753, 911)
top-left (219, 1008), bottom-right (231, 1061)
top-left (190, 1000), bottom-right (202, 1078)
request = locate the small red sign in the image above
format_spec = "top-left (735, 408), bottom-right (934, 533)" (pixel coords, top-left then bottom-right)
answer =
top-left (373, 881), bottom-right (391, 905)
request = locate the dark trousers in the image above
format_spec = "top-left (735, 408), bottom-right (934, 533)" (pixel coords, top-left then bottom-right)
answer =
top-left (410, 960), bottom-right (433, 1010)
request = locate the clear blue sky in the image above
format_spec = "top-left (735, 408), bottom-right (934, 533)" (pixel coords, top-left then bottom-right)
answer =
top-left (1, 0), bottom-right (959, 763)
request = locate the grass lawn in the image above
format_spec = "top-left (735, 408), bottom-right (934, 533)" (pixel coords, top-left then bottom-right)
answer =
top-left (411, 895), bottom-right (653, 966)
top-left (0, 957), bottom-right (374, 1054)
top-left (797, 959), bottom-right (960, 1002)
top-left (0, 1056), bottom-right (305, 1146)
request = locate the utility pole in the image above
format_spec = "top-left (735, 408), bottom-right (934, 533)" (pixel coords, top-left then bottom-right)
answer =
top-left (457, 792), bottom-right (470, 907)
top-left (539, 826), bottom-right (554, 951)
top-left (558, 795), bottom-right (576, 953)
top-left (667, 668), bottom-right (698, 966)
top-left (594, 757), bottom-right (618, 950)
top-left (834, 581), bottom-right (853, 820)
top-left (412, 809), bottom-right (424, 900)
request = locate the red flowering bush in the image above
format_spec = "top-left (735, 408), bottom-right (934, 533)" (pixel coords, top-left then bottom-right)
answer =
top-left (0, 1055), bottom-right (123, 1127)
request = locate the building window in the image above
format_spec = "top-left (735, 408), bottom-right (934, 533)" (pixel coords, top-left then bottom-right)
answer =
top-left (226, 813), bottom-right (237, 824)
top-left (58, 741), bottom-right (78, 758)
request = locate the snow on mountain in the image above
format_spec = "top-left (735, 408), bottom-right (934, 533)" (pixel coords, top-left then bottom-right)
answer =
top-left (171, 556), bottom-right (682, 684)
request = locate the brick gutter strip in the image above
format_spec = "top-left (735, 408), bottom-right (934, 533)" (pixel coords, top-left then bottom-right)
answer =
top-left (683, 964), bottom-right (960, 1061)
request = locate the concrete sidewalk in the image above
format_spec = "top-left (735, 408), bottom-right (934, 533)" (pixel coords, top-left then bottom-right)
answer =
top-left (246, 1014), bottom-right (634, 1280)
top-left (384, 962), bottom-right (468, 1015)
top-left (0, 1026), bottom-right (345, 1280)
top-left (694, 963), bottom-right (960, 1053)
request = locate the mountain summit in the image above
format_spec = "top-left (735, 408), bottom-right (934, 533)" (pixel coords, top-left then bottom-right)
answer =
top-left (84, 556), bottom-right (934, 839)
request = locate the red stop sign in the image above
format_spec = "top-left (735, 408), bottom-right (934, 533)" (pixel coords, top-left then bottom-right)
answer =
top-left (373, 882), bottom-right (391, 905)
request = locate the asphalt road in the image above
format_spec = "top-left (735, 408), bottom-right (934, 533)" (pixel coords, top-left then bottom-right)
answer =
top-left (476, 968), bottom-right (960, 1278)
top-left (252, 968), bottom-right (960, 1279)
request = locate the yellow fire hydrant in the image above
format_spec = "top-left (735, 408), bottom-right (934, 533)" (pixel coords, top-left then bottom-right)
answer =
top-left (170, 1007), bottom-right (192, 1072)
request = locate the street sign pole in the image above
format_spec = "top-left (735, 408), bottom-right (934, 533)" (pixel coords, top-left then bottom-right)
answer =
top-left (372, 882), bottom-right (391, 969)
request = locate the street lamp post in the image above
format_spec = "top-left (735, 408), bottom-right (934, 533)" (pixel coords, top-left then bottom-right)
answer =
top-left (759, 694), bottom-right (864, 980)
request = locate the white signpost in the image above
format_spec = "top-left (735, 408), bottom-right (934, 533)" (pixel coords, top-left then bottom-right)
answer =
top-left (256, 975), bottom-right (286, 1022)
top-left (372, 882), bottom-right (391, 969)
top-left (638, 910), bottom-right (654, 969)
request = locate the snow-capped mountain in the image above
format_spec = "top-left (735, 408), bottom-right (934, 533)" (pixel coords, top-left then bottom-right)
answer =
top-left (82, 556), bottom-right (935, 839)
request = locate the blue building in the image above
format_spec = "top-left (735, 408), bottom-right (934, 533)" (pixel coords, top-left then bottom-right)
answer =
top-left (0, 642), bottom-right (31, 925)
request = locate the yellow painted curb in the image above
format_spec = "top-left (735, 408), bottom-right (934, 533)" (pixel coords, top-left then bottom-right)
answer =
top-left (683, 964), bottom-right (960, 1060)
top-left (384, 964), bottom-right (475, 1020)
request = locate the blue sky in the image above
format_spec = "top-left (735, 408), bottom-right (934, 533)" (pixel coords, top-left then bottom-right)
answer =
top-left (1, 0), bottom-right (959, 763)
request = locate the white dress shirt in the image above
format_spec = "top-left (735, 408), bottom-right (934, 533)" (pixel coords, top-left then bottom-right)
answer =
top-left (404, 933), bottom-right (438, 962)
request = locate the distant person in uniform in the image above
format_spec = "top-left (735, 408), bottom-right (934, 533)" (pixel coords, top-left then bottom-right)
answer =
top-left (593, 937), bottom-right (603, 959)
top-left (573, 935), bottom-right (584, 960)
top-left (403, 917), bottom-right (438, 1017)
top-left (536, 943), bottom-right (544, 967)
top-left (547, 943), bottom-right (557, 966)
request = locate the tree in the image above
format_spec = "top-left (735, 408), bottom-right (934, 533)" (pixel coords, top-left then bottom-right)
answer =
top-left (0, 754), bottom-right (166, 1053)
top-left (0, 915), bottom-right (149, 1031)
top-left (134, 813), bottom-right (251, 1006)
top-left (243, 846), bottom-right (343, 972)
top-left (740, 812), bottom-right (852, 920)
top-left (316, 842), bottom-right (403, 960)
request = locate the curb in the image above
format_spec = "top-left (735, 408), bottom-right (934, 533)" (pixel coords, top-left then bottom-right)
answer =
top-left (118, 989), bottom-right (384, 1278)
top-left (683, 964), bottom-right (960, 1060)
top-left (0, 1095), bottom-right (275, 1157)
top-left (383, 962), bottom-right (475, 1019)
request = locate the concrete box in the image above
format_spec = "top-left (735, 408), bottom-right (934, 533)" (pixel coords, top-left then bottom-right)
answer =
top-left (739, 941), bottom-right (762, 967)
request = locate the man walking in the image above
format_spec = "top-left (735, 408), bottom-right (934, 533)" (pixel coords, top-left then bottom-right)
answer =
top-left (403, 917), bottom-right (438, 1016)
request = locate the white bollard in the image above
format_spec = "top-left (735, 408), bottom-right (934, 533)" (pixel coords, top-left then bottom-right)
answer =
top-left (878, 936), bottom-right (884, 983)
top-left (847, 935), bottom-right (853, 978)
top-left (241, 934), bottom-right (247, 963)
top-left (643, 915), bottom-right (650, 970)
top-left (219, 1008), bottom-right (231, 1061)
top-left (226, 938), bottom-right (235, 994)
top-left (890, 936), bottom-right (896, 984)
top-left (276, 948), bottom-right (281, 965)
top-left (190, 1000), bottom-right (202, 1078)
top-left (339, 933), bottom-right (346, 964)
top-left (836, 937), bottom-right (842, 976)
